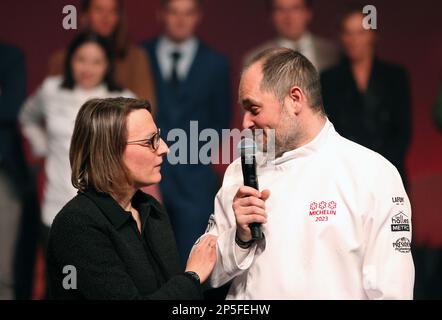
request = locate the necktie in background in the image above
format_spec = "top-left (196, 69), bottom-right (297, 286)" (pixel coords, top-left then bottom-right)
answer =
top-left (170, 51), bottom-right (181, 90)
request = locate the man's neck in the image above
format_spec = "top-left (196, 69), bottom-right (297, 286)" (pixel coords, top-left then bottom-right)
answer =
top-left (163, 34), bottom-right (194, 46)
top-left (280, 30), bottom-right (310, 43)
top-left (351, 53), bottom-right (374, 69)
top-left (297, 112), bottom-right (327, 148)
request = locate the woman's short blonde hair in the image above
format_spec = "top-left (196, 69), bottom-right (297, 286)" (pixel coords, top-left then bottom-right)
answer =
top-left (70, 97), bottom-right (151, 196)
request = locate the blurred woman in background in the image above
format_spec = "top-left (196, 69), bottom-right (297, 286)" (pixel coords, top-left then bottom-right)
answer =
top-left (321, 5), bottom-right (412, 186)
top-left (48, 0), bottom-right (157, 113)
top-left (19, 32), bottom-right (134, 241)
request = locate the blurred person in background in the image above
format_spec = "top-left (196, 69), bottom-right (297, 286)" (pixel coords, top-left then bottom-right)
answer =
top-left (244, 0), bottom-right (338, 72)
top-left (0, 43), bottom-right (39, 300)
top-left (19, 32), bottom-right (134, 274)
top-left (48, 0), bottom-right (157, 113)
top-left (141, 0), bottom-right (231, 268)
top-left (320, 5), bottom-right (411, 187)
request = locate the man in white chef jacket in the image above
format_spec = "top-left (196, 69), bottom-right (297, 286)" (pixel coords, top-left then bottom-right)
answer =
top-left (200, 47), bottom-right (415, 299)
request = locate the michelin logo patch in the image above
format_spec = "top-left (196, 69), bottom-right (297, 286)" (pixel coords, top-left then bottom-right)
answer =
top-left (391, 211), bottom-right (410, 232)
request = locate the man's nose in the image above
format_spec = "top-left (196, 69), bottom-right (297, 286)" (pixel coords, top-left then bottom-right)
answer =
top-left (242, 112), bottom-right (254, 129)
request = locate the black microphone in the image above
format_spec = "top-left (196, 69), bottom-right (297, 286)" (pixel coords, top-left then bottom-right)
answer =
top-left (238, 138), bottom-right (263, 241)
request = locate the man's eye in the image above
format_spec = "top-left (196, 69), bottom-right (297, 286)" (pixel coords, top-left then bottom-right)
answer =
top-left (251, 107), bottom-right (259, 115)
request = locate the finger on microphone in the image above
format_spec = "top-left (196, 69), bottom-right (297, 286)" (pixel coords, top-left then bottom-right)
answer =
top-left (238, 186), bottom-right (261, 198)
top-left (260, 189), bottom-right (271, 201)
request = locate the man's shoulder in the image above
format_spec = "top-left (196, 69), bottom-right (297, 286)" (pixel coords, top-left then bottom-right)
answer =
top-left (332, 131), bottom-right (400, 178)
top-left (197, 41), bottom-right (229, 65)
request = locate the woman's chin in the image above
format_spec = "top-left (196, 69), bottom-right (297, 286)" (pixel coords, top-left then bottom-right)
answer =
top-left (150, 172), bottom-right (162, 184)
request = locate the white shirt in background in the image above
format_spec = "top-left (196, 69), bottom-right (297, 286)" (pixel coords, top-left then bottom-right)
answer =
top-left (276, 32), bottom-right (318, 70)
top-left (156, 36), bottom-right (199, 82)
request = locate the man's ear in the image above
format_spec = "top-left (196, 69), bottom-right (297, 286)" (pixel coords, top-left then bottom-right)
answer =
top-left (288, 86), bottom-right (305, 114)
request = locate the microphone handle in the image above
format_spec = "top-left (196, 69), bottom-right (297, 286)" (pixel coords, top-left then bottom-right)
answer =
top-left (241, 156), bottom-right (264, 241)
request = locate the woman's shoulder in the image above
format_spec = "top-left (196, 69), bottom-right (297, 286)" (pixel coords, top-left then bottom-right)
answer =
top-left (39, 75), bottom-right (64, 92)
top-left (51, 193), bottom-right (104, 232)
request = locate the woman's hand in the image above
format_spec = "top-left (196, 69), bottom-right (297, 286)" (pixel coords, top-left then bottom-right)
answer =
top-left (185, 234), bottom-right (217, 283)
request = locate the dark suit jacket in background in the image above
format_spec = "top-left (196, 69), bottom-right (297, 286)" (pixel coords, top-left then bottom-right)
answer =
top-left (46, 189), bottom-right (202, 300)
top-left (321, 57), bottom-right (412, 185)
top-left (141, 38), bottom-right (231, 266)
top-left (0, 43), bottom-right (28, 191)
top-left (0, 43), bottom-right (40, 300)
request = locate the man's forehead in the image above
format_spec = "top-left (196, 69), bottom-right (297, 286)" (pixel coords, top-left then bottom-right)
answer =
top-left (239, 63), bottom-right (263, 95)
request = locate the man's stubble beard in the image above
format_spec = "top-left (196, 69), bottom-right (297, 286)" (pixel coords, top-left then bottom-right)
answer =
top-left (274, 103), bottom-right (301, 158)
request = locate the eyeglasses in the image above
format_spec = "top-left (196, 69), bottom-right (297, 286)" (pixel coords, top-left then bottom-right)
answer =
top-left (127, 128), bottom-right (161, 151)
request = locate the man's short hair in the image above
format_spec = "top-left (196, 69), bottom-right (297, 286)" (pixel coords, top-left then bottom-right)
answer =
top-left (70, 97), bottom-right (152, 197)
top-left (245, 47), bottom-right (324, 113)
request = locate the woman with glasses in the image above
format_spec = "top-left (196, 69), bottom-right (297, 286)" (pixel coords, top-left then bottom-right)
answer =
top-left (46, 97), bottom-right (217, 299)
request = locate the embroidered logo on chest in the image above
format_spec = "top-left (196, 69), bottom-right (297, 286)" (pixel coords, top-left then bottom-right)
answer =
top-left (309, 201), bottom-right (337, 222)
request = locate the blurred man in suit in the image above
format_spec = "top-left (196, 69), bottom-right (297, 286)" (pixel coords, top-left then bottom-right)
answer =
top-left (244, 0), bottom-right (338, 72)
top-left (141, 0), bottom-right (231, 267)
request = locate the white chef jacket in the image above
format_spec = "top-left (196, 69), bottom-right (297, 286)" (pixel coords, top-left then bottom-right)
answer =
top-left (204, 119), bottom-right (414, 299)
top-left (19, 76), bottom-right (134, 226)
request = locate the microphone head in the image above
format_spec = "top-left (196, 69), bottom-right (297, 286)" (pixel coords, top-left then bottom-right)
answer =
top-left (237, 138), bottom-right (257, 157)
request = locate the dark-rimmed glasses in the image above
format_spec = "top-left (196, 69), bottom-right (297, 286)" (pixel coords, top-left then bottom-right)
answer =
top-left (127, 128), bottom-right (161, 151)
